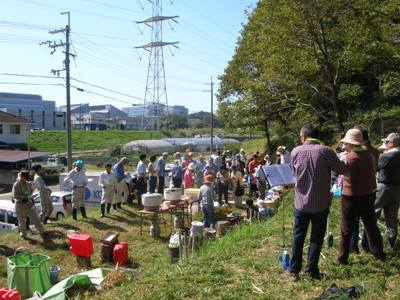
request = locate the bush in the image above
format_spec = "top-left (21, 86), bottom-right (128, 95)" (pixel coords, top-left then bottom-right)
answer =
top-left (43, 173), bottom-right (59, 186)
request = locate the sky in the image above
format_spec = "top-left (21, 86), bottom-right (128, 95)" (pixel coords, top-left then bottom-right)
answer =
top-left (0, 0), bottom-right (254, 113)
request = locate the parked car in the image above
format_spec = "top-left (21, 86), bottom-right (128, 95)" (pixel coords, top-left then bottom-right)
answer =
top-left (33, 191), bottom-right (72, 220)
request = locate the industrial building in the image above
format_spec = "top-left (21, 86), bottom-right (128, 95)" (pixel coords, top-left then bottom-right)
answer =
top-left (0, 92), bottom-right (66, 130)
top-left (59, 103), bottom-right (127, 130)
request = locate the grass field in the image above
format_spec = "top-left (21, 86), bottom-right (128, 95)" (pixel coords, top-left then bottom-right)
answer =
top-left (30, 130), bottom-right (163, 153)
top-left (1, 191), bottom-right (399, 299)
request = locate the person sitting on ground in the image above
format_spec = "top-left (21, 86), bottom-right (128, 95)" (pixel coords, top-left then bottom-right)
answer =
top-left (33, 164), bottom-right (53, 225)
top-left (171, 159), bottom-right (183, 188)
top-left (98, 162), bottom-right (116, 218)
top-left (64, 160), bottom-right (88, 220)
top-left (13, 170), bottom-right (46, 239)
top-left (337, 128), bottom-right (385, 265)
top-left (198, 175), bottom-right (216, 228)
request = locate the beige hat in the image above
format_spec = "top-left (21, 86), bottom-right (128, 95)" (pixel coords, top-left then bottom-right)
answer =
top-left (340, 129), bottom-right (363, 146)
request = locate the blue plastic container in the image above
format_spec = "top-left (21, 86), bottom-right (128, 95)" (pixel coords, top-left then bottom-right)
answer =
top-left (282, 251), bottom-right (290, 270)
top-left (50, 265), bottom-right (61, 285)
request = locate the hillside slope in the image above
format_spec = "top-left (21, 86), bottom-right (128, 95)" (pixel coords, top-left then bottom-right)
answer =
top-left (1, 192), bottom-right (399, 299)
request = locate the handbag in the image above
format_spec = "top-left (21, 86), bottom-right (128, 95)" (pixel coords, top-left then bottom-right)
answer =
top-left (235, 179), bottom-right (245, 196)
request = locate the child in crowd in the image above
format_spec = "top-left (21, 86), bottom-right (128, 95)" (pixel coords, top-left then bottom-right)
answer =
top-left (198, 175), bottom-right (216, 228)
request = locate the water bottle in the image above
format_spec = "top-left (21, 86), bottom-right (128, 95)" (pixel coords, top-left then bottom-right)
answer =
top-left (282, 250), bottom-right (290, 270)
top-left (327, 232), bottom-right (334, 247)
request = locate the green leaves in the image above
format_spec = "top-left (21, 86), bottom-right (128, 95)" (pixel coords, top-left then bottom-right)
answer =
top-left (218, 0), bottom-right (400, 139)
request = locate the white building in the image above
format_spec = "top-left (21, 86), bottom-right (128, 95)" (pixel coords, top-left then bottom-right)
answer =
top-left (0, 111), bottom-right (29, 146)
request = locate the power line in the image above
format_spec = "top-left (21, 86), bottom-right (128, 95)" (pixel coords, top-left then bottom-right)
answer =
top-left (0, 72), bottom-right (146, 102)
top-left (0, 81), bottom-right (63, 86)
top-left (70, 85), bottom-right (141, 105)
top-left (14, 0), bottom-right (135, 23)
top-left (0, 20), bottom-right (51, 30)
top-left (11, 0), bottom-right (235, 54)
top-left (0, 72), bottom-right (60, 79)
top-left (70, 78), bottom-right (145, 102)
top-left (82, 0), bottom-right (146, 15)
top-left (179, 0), bottom-right (237, 38)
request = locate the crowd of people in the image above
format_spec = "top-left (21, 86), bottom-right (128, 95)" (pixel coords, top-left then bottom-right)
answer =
top-left (10, 146), bottom-right (287, 238)
top-left (10, 124), bottom-right (400, 283)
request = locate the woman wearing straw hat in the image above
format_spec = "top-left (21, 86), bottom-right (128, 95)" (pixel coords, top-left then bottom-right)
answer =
top-left (337, 128), bottom-right (385, 264)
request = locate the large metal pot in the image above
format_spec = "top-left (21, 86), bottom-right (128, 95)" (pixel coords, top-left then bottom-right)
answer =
top-left (164, 188), bottom-right (181, 201)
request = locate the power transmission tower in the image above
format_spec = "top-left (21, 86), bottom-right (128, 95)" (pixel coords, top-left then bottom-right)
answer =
top-left (41, 11), bottom-right (75, 171)
top-left (136, 0), bottom-right (179, 130)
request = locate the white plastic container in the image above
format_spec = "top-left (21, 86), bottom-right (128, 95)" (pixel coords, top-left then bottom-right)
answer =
top-left (164, 188), bottom-right (181, 201)
top-left (190, 221), bottom-right (204, 237)
top-left (142, 193), bottom-right (162, 212)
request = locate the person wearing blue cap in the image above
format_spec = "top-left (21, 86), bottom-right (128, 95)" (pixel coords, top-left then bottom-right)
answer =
top-left (64, 159), bottom-right (88, 220)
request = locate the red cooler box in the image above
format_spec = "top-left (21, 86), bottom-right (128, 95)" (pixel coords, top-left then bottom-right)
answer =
top-left (113, 242), bottom-right (128, 266)
top-left (68, 234), bottom-right (94, 257)
top-left (0, 288), bottom-right (20, 300)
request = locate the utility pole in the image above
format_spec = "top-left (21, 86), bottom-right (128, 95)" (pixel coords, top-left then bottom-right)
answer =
top-left (136, 0), bottom-right (179, 131)
top-left (42, 11), bottom-right (74, 171)
top-left (204, 76), bottom-right (214, 154)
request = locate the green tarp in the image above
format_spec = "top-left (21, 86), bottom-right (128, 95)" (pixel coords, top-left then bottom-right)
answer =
top-left (42, 268), bottom-right (109, 300)
top-left (7, 252), bottom-right (52, 300)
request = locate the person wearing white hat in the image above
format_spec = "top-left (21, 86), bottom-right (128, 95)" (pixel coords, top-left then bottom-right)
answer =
top-left (373, 132), bottom-right (400, 249)
top-left (337, 129), bottom-right (385, 264)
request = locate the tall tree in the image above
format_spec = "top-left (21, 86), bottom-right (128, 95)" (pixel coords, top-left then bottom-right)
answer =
top-left (218, 0), bottom-right (400, 137)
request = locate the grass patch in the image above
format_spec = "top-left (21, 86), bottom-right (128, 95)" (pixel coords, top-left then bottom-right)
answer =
top-left (1, 191), bottom-right (399, 299)
top-left (240, 138), bottom-right (268, 156)
top-left (30, 130), bottom-right (162, 152)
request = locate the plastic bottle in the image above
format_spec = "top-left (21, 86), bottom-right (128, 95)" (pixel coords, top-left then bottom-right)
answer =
top-left (282, 250), bottom-right (290, 270)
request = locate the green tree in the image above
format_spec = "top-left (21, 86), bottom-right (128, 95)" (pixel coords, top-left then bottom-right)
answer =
top-left (218, 0), bottom-right (400, 139)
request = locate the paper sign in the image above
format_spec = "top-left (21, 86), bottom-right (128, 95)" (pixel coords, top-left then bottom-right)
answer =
top-left (263, 164), bottom-right (296, 187)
